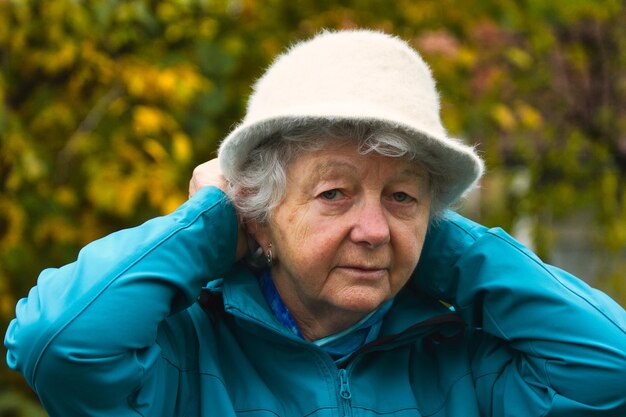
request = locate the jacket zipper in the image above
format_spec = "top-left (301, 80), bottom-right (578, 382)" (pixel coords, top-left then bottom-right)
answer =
top-left (224, 296), bottom-right (464, 416)
top-left (338, 368), bottom-right (352, 417)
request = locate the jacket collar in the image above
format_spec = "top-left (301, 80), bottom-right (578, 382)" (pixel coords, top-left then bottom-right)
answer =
top-left (210, 264), bottom-right (463, 343)
top-left (381, 283), bottom-right (450, 335)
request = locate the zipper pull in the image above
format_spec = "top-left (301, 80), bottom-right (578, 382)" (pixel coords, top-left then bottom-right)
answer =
top-left (338, 369), bottom-right (352, 399)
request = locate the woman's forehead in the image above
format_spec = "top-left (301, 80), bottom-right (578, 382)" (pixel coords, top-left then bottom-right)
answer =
top-left (289, 148), bottom-right (428, 183)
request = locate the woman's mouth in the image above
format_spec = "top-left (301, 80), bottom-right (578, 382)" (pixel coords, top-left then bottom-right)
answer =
top-left (336, 265), bottom-right (388, 279)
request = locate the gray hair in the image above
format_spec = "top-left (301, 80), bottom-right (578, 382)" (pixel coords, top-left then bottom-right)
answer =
top-left (226, 120), bottom-right (452, 224)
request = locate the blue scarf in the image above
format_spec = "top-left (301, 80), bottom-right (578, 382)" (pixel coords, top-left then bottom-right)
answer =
top-left (259, 269), bottom-right (393, 363)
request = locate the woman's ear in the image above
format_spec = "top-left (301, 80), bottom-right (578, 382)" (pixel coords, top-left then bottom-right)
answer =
top-left (242, 219), bottom-right (275, 268)
top-left (245, 219), bottom-right (270, 248)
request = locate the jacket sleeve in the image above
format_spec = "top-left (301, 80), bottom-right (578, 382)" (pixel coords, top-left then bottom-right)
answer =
top-left (414, 211), bottom-right (626, 417)
top-left (4, 186), bottom-right (238, 416)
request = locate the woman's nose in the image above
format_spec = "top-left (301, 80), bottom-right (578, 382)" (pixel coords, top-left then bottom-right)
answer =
top-left (350, 200), bottom-right (391, 248)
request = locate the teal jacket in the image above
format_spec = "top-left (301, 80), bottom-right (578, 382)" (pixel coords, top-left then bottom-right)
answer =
top-left (5, 187), bottom-right (626, 416)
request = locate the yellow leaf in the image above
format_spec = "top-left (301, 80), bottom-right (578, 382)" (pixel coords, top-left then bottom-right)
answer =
top-left (172, 132), bottom-right (192, 163)
top-left (506, 47), bottom-right (532, 70)
top-left (456, 47), bottom-right (477, 69)
top-left (156, 2), bottom-right (178, 20)
top-left (133, 106), bottom-right (164, 135)
top-left (516, 102), bottom-right (543, 129)
top-left (115, 177), bottom-right (143, 217)
top-left (22, 150), bottom-right (47, 180)
top-left (55, 186), bottom-right (78, 208)
top-left (491, 104), bottom-right (517, 131)
top-left (144, 138), bottom-right (168, 162)
top-left (127, 73), bottom-right (147, 97)
top-left (57, 41), bottom-right (77, 68)
top-left (172, 65), bottom-right (212, 105)
top-left (157, 70), bottom-right (177, 95)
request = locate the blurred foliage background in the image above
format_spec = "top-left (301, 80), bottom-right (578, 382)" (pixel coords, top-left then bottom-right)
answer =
top-left (1, 0), bottom-right (625, 414)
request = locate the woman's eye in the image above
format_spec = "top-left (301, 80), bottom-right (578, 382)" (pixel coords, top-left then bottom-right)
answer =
top-left (320, 189), bottom-right (341, 200)
top-left (392, 192), bottom-right (412, 203)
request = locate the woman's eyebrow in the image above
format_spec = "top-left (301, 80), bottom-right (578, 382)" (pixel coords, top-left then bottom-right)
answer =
top-left (296, 160), bottom-right (357, 192)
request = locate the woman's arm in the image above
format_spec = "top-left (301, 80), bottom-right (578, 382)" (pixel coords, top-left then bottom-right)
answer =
top-left (4, 186), bottom-right (238, 416)
top-left (414, 211), bottom-right (626, 416)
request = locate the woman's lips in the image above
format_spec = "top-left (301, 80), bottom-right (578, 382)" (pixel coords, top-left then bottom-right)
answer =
top-left (336, 265), bottom-right (388, 279)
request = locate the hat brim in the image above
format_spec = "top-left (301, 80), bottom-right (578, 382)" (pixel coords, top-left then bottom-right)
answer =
top-left (218, 112), bottom-right (483, 208)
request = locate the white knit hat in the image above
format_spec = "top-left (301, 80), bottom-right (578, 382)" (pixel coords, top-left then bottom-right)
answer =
top-left (218, 29), bottom-right (484, 207)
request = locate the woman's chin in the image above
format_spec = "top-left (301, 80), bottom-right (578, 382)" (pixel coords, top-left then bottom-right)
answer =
top-left (331, 289), bottom-right (390, 315)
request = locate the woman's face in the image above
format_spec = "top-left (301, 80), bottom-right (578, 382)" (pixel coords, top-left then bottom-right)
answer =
top-left (253, 143), bottom-right (432, 336)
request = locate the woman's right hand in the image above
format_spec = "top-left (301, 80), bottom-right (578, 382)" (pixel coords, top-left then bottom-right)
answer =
top-left (189, 158), bottom-right (248, 261)
top-left (189, 158), bottom-right (229, 198)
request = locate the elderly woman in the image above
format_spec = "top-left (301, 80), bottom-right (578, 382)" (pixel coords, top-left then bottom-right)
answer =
top-left (5, 30), bottom-right (626, 417)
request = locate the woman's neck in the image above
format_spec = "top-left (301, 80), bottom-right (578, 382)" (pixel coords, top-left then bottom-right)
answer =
top-left (289, 305), bottom-right (367, 341)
